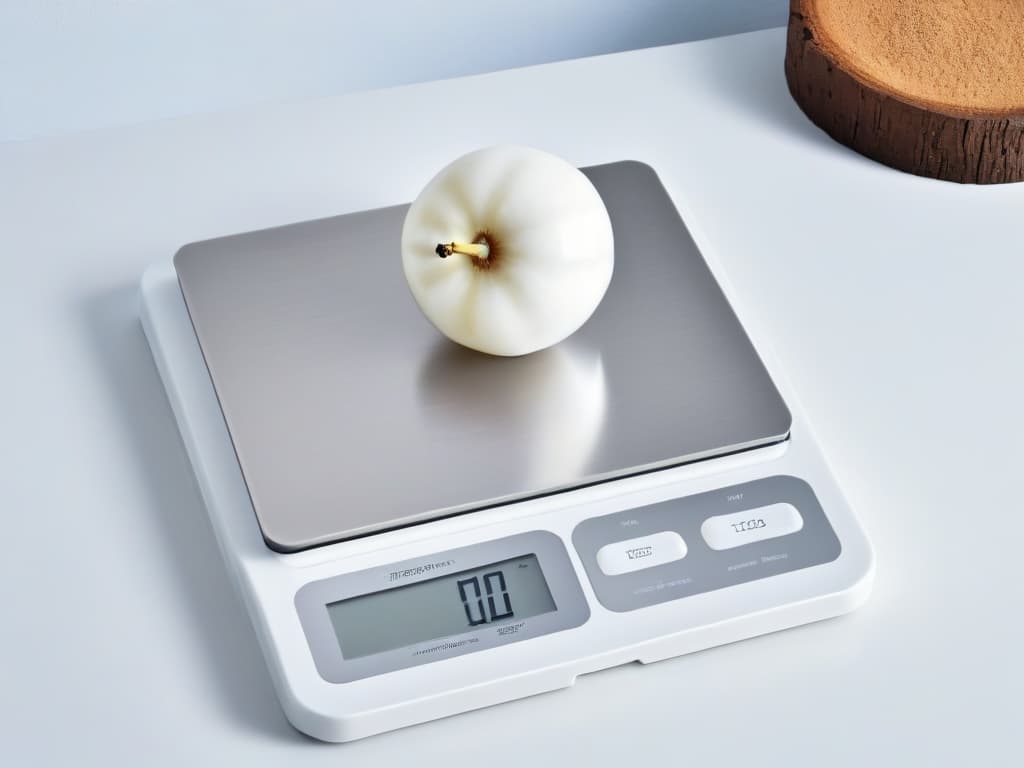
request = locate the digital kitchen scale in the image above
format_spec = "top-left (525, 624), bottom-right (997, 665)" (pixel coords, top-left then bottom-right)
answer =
top-left (140, 161), bottom-right (873, 742)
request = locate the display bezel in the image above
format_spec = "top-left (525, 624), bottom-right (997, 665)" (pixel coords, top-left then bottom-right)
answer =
top-left (295, 530), bottom-right (589, 683)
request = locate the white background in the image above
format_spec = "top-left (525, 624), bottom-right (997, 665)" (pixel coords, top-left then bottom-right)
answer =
top-left (1, 19), bottom-right (1022, 768)
top-left (0, 0), bottom-right (784, 141)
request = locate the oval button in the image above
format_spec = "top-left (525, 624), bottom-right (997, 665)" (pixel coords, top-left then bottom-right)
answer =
top-left (700, 503), bottom-right (803, 550)
top-left (596, 531), bottom-right (687, 576)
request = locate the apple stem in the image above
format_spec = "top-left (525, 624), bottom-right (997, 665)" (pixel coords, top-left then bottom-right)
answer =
top-left (436, 241), bottom-right (490, 260)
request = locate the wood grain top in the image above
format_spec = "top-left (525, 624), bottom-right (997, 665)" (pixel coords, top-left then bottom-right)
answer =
top-left (807, 0), bottom-right (1024, 116)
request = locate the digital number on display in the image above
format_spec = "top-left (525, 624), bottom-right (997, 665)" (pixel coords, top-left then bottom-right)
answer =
top-left (457, 571), bottom-right (514, 626)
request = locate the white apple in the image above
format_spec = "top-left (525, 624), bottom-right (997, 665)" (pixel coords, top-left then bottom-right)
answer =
top-left (401, 145), bottom-right (614, 357)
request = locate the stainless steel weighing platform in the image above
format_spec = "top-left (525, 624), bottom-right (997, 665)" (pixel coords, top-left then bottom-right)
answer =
top-left (176, 161), bottom-right (791, 552)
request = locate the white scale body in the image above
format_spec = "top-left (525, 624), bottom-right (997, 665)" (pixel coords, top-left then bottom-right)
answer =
top-left (140, 162), bottom-right (874, 742)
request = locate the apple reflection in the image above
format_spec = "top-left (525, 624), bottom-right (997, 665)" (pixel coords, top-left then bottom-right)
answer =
top-left (417, 339), bottom-right (607, 490)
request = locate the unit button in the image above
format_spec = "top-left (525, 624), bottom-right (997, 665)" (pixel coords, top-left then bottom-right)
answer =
top-left (596, 531), bottom-right (687, 576)
top-left (700, 503), bottom-right (804, 551)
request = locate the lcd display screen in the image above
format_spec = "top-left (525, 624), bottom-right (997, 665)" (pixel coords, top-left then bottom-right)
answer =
top-left (327, 554), bottom-right (556, 659)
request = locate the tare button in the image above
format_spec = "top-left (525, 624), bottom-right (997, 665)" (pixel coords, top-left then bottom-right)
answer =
top-left (596, 531), bottom-right (687, 576)
top-left (700, 503), bottom-right (804, 550)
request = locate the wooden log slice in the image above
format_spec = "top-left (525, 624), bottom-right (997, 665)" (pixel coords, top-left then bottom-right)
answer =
top-left (785, 0), bottom-right (1024, 184)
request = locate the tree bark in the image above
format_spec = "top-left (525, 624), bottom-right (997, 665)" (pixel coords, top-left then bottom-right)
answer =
top-left (785, 0), bottom-right (1024, 185)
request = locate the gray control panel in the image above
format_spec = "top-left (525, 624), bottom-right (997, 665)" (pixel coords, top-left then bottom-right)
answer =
top-left (572, 476), bottom-right (840, 612)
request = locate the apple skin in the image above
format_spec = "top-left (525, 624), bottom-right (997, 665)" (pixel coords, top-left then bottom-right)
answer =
top-left (402, 145), bottom-right (614, 357)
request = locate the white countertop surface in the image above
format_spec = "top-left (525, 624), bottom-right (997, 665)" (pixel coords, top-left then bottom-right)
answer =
top-left (2, 27), bottom-right (1021, 766)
